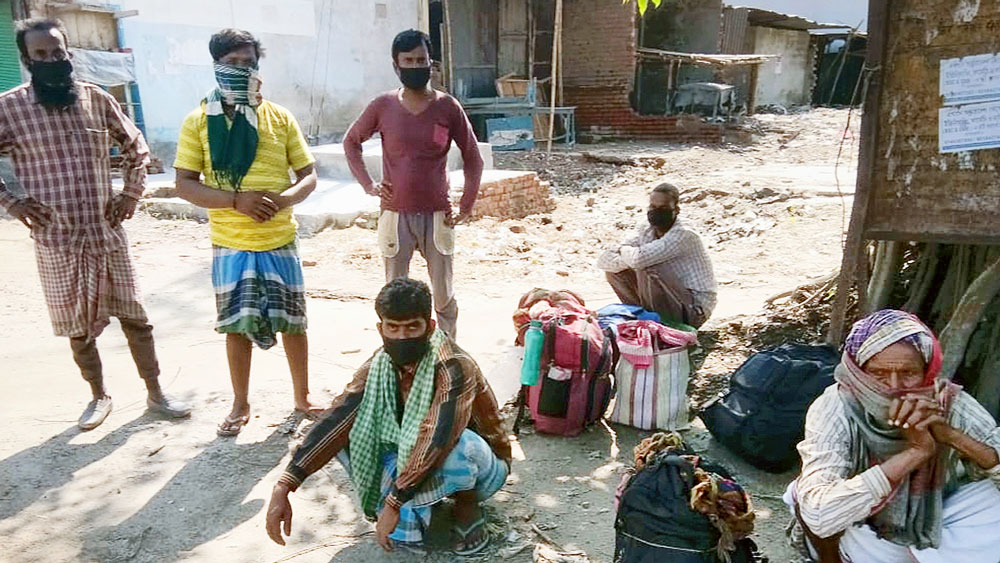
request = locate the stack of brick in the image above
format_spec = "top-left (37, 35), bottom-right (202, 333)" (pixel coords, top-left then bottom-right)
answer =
top-left (454, 171), bottom-right (555, 221)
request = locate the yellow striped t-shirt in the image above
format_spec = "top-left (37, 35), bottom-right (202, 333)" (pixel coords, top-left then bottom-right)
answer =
top-left (173, 100), bottom-right (315, 251)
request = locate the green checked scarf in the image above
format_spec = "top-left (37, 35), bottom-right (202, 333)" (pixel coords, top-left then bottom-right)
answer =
top-left (205, 63), bottom-right (261, 190)
top-left (349, 329), bottom-right (448, 518)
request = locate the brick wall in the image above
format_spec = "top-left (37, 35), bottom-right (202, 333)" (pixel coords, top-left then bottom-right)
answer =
top-left (460, 172), bottom-right (556, 221)
top-left (561, 0), bottom-right (724, 143)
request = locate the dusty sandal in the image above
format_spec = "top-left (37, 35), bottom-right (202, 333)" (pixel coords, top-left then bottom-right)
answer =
top-left (217, 413), bottom-right (250, 436)
top-left (452, 516), bottom-right (489, 556)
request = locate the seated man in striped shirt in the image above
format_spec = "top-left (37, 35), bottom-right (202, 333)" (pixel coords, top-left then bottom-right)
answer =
top-left (265, 278), bottom-right (511, 556)
top-left (785, 310), bottom-right (1000, 563)
top-left (597, 183), bottom-right (717, 328)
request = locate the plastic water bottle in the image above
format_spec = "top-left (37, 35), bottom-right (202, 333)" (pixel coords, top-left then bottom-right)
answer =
top-left (521, 320), bottom-right (545, 385)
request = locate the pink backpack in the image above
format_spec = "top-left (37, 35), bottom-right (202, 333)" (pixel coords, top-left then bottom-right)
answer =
top-left (515, 301), bottom-right (617, 437)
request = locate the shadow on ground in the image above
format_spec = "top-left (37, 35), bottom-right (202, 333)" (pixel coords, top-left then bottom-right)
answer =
top-left (78, 419), bottom-right (293, 562)
top-left (0, 415), bottom-right (156, 522)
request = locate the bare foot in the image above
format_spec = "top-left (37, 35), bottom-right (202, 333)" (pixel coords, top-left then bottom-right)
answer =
top-left (218, 404), bottom-right (251, 436)
top-left (294, 396), bottom-right (327, 419)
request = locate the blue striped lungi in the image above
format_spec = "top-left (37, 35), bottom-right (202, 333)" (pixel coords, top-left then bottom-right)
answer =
top-left (339, 429), bottom-right (509, 546)
top-left (211, 242), bottom-right (306, 349)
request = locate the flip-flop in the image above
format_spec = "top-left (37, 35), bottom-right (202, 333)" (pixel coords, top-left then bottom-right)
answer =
top-left (394, 541), bottom-right (427, 556)
top-left (452, 516), bottom-right (489, 556)
top-left (217, 413), bottom-right (250, 436)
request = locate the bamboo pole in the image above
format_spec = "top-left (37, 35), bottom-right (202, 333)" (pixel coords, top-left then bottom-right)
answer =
top-left (442, 0), bottom-right (455, 94)
top-left (558, 4), bottom-right (564, 106)
top-left (528, 0), bottom-right (535, 80)
top-left (827, 28), bottom-right (857, 106)
top-left (827, 0), bottom-right (891, 345)
top-left (547, 0), bottom-right (563, 153)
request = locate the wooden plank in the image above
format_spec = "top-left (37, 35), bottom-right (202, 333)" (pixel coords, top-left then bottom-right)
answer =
top-left (499, 0), bottom-right (529, 77)
top-left (449, 0), bottom-right (499, 97)
top-left (828, 0), bottom-right (892, 345)
top-left (863, 0), bottom-right (1000, 245)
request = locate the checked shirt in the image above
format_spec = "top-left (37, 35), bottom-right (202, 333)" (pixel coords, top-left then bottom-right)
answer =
top-left (0, 82), bottom-right (150, 251)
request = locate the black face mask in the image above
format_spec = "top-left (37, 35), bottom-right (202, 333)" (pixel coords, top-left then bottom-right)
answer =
top-left (29, 60), bottom-right (78, 109)
top-left (398, 66), bottom-right (431, 90)
top-left (382, 335), bottom-right (431, 366)
top-left (647, 208), bottom-right (675, 230)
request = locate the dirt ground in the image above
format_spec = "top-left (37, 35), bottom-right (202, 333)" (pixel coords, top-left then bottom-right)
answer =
top-left (0, 108), bottom-right (858, 563)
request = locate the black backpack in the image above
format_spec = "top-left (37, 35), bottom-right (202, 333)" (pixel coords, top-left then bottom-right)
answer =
top-left (614, 447), bottom-right (760, 563)
top-left (699, 343), bottom-right (839, 473)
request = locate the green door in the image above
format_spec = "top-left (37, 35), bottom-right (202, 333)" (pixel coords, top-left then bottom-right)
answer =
top-left (0, 0), bottom-right (23, 92)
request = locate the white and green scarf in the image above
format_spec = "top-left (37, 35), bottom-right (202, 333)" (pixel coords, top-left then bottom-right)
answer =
top-left (205, 62), bottom-right (261, 190)
top-left (349, 330), bottom-right (448, 518)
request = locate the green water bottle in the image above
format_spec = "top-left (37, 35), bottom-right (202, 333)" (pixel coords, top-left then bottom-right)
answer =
top-left (521, 320), bottom-right (544, 385)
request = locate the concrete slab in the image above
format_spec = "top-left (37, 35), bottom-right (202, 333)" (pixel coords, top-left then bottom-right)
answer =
top-left (128, 140), bottom-right (499, 236)
top-left (142, 179), bottom-right (382, 237)
top-left (311, 138), bottom-right (494, 181)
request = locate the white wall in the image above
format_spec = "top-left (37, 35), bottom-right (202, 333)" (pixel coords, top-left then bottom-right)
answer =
top-left (107, 0), bottom-right (421, 160)
top-left (752, 26), bottom-right (814, 107)
top-left (734, 0), bottom-right (869, 30)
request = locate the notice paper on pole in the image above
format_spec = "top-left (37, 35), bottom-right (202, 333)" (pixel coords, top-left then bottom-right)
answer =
top-left (939, 100), bottom-right (1000, 153)
top-left (941, 53), bottom-right (1000, 106)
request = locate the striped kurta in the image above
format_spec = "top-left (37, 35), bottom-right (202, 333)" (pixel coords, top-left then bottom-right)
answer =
top-left (794, 384), bottom-right (1000, 539)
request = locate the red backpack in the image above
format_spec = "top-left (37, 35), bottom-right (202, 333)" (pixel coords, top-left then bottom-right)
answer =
top-left (513, 289), bottom-right (617, 436)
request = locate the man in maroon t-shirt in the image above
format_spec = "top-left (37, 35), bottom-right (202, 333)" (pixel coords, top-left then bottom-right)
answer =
top-left (344, 29), bottom-right (483, 339)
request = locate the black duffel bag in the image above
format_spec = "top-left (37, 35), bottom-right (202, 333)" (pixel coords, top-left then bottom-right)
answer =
top-left (614, 446), bottom-right (760, 563)
top-left (699, 343), bottom-right (839, 473)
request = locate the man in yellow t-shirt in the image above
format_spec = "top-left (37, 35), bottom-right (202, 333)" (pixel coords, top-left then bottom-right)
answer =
top-left (174, 29), bottom-right (322, 436)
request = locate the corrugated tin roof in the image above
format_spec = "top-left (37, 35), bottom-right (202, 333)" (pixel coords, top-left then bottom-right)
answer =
top-left (637, 48), bottom-right (778, 67)
top-left (735, 6), bottom-right (854, 31)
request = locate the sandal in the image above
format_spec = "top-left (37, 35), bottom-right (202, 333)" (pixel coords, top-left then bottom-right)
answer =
top-left (217, 412), bottom-right (250, 436)
top-left (452, 516), bottom-right (489, 556)
top-left (394, 541), bottom-right (427, 556)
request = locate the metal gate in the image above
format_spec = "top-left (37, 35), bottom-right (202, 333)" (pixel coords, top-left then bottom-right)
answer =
top-left (0, 0), bottom-right (22, 92)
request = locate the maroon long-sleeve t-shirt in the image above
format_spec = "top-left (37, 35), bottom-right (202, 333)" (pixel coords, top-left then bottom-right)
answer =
top-left (343, 89), bottom-right (484, 215)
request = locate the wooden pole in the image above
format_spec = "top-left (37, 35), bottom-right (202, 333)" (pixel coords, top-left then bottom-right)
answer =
top-left (557, 4), bottom-right (563, 106)
top-left (827, 0), bottom-right (892, 345)
top-left (442, 0), bottom-right (455, 94)
top-left (528, 0), bottom-right (535, 80)
top-left (827, 28), bottom-right (857, 106)
top-left (547, 0), bottom-right (563, 153)
top-left (636, 12), bottom-right (645, 114)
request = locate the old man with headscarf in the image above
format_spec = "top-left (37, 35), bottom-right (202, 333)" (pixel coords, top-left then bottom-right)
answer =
top-left (785, 309), bottom-right (1000, 562)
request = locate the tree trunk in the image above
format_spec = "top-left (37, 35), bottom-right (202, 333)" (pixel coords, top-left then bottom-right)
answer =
top-left (867, 241), bottom-right (903, 313)
top-left (939, 255), bottom-right (1000, 381)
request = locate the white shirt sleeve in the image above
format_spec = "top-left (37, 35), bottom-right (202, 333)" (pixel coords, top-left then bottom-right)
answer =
top-left (795, 386), bottom-right (893, 539)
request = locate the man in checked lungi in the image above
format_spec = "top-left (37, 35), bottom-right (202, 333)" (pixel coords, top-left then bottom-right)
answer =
top-left (174, 29), bottom-right (323, 436)
top-left (0, 18), bottom-right (191, 430)
top-left (265, 278), bottom-right (511, 556)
